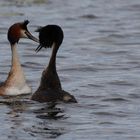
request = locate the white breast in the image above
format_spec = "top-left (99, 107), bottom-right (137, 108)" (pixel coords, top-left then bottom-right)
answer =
top-left (5, 84), bottom-right (32, 96)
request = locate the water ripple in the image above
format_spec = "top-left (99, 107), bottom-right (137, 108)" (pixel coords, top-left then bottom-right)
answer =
top-left (24, 125), bottom-right (65, 139)
top-left (22, 62), bottom-right (43, 69)
top-left (60, 66), bottom-right (97, 72)
top-left (94, 111), bottom-right (127, 117)
top-left (80, 14), bottom-right (98, 19)
top-left (107, 80), bottom-right (135, 86)
top-left (102, 97), bottom-right (130, 102)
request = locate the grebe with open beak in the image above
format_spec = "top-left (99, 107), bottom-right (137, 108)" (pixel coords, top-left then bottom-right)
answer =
top-left (31, 25), bottom-right (77, 103)
top-left (0, 20), bottom-right (38, 96)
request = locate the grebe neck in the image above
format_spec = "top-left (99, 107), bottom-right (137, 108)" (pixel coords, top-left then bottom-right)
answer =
top-left (48, 43), bottom-right (59, 71)
top-left (37, 43), bottom-right (62, 91)
top-left (5, 43), bottom-right (26, 86)
top-left (11, 43), bottom-right (21, 71)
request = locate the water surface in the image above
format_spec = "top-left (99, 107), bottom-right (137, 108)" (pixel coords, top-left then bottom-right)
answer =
top-left (0, 0), bottom-right (140, 139)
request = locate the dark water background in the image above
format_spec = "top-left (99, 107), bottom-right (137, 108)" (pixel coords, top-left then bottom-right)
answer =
top-left (0, 0), bottom-right (140, 139)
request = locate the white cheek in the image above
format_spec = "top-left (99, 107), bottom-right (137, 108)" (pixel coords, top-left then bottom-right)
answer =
top-left (20, 30), bottom-right (27, 38)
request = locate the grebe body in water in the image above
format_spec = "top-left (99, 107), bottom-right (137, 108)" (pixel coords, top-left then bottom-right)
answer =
top-left (31, 25), bottom-right (77, 103)
top-left (0, 20), bottom-right (38, 96)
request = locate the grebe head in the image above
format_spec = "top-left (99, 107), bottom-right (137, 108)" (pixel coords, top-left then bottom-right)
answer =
top-left (35, 25), bottom-right (64, 52)
top-left (8, 20), bottom-right (39, 45)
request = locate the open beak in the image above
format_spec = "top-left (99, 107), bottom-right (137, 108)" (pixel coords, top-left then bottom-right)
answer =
top-left (25, 30), bottom-right (39, 43)
top-left (35, 45), bottom-right (43, 52)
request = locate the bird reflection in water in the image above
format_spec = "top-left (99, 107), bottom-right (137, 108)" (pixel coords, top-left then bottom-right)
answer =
top-left (29, 102), bottom-right (66, 139)
top-left (0, 96), bottom-right (66, 139)
top-left (34, 102), bottom-right (65, 120)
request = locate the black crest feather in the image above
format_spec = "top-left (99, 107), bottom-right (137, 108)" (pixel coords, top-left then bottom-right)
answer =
top-left (24, 20), bottom-right (29, 26)
top-left (35, 25), bottom-right (64, 52)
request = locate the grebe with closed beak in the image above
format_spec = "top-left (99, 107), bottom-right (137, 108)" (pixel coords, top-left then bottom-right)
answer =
top-left (31, 25), bottom-right (77, 103)
top-left (0, 20), bottom-right (38, 96)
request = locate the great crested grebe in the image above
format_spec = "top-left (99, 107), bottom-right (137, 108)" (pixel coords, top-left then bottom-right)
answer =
top-left (0, 20), bottom-right (38, 96)
top-left (31, 25), bottom-right (77, 103)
